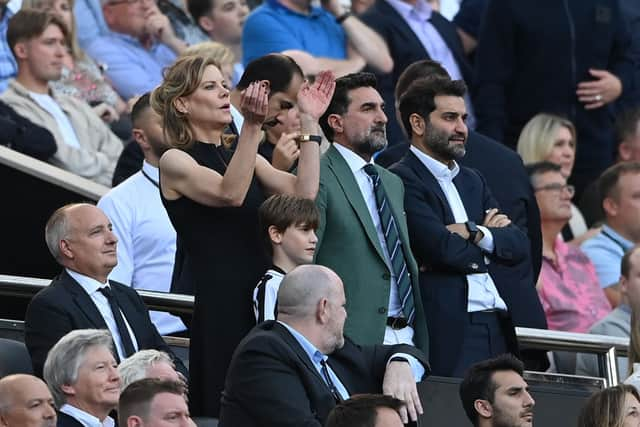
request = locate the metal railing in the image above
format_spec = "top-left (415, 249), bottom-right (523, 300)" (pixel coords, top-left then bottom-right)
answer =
top-left (0, 274), bottom-right (629, 385)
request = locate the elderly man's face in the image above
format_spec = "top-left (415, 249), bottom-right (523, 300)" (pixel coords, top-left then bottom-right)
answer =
top-left (62, 346), bottom-right (120, 414)
top-left (0, 376), bottom-right (56, 427)
top-left (102, 0), bottom-right (154, 38)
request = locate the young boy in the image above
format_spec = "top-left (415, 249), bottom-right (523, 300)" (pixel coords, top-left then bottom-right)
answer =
top-left (253, 194), bottom-right (319, 322)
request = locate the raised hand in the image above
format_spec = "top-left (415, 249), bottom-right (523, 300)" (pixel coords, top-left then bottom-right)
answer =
top-left (240, 81), bottom-right (270, 126)
top-left (297, 70), bottom-right (336, 120)
top-left (272, 131), bottom-right (300, 171)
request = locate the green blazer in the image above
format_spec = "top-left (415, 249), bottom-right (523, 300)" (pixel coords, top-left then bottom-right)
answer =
top-left (314, 145), bottom-right (429, 355)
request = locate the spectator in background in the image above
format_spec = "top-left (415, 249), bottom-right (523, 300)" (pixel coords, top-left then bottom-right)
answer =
top-left (118, 349), bottom-right (183, 390)
top-left (24, 203), bottom-right (187, 377)
top-left (43, 329), bottom-right (120, 427)
top-left (118, 379), bottom-right (193, 427)
top-left (577, 384), bottom-right (640, 427)
top-left (187, 0), bottom-right (248, 84)
top-left (0, 0), bottom-right (17, 92)
top-left (325, 395), bottom-right (406, 427)
top-left (517, 113), bottom-right (592, 244)
top-left (97, 94), bottom-right (186, 337)
top-left (253, 194), bottom-right (318, 322)
top-left (242, 0), bottom-right (393, 77)
top-left (86, 0), bottom-right (187, 100)
top-left (577, 245), bottom-right (640, 378)
top-left (0, 374), bottom-right (57, 427)
top-left (459, 355), bottom-right (534, 427)
top-left (182, 41), bottom-right (236, 86)
top-left (528, 161), bottom-right (610, 333)
top-left (157, 0), bottom-right (209, 46)
top-left (580, 108), bottom-right (640, 227)
top-left (582, 163), bottom-right (640, 307)
top-left (2, 9), bottom-right (122, 186)
top-left (360, 0), bottom-right (473, 146)
top-left (474, 0), bottom-right (635, 198)
top-left (452, 0), bottom-right (485, 56)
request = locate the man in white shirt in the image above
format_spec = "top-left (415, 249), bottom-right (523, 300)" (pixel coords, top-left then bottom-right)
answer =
top-left (43, 329), bottom-right (120, 427)
top-left (390, 77), bottom-right (528, 377)
top-left (314, 72), bottom-right (429, 357)
top-left (1, 9), bottom-right (122, 186)
top-left (98, 94), bottom-right (186, 337)
top-left (24, 203), bottom-right (187, 378)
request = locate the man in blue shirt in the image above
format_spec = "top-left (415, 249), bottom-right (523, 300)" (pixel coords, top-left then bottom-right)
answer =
top-left (85, 0), bottom-right (187, 100)
top-left (0, 0), bottom-right (17, 93)
top-left (218, 265), bottom-right (428, 427)
top-left (242, 0), bottom-right (393, 77)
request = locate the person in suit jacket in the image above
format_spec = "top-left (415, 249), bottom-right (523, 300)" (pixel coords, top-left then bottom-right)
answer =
top-left (219, 265), bottom-right (429, 427)
top-left (24, 203), bottom-right (187, 379)
top-left (0, 374), bottom-right (57, 427)
top-left (360, 0), bottom-right (473, 145)
top-left (391, 77), bottom-right (528, 377)
top-left (43, 329), bottom-right (121, 427)
top-left (314, 72), bottom-right (429, 356)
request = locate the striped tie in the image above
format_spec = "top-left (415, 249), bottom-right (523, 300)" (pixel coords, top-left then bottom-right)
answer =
top-left (363, 164), bottom-right (415, 324)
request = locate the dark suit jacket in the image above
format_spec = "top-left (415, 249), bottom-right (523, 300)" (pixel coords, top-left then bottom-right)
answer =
top-left (360, 0), bottom-right (472, 145)
top-left (56, 412), bottom-right (85, 427)
top-left (390, 152), bottom-right (528, 376)
top-left (25, 270), bottom-right (188, 378)
top-left (218, 321), bottom-right (428, 427)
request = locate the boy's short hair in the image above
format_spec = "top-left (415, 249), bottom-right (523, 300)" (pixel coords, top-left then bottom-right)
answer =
top-left (258, 195), bottom-right (319, 257)
top-left (7, 9), bottom-right (69, 57)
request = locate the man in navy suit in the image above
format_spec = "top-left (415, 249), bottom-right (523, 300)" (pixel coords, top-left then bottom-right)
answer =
top-left (24, 203), bottom-right (187, 379)
top-left (390, 77), bottom-right (527, 377)
top-left (360, 0), bottom-right (472, 145)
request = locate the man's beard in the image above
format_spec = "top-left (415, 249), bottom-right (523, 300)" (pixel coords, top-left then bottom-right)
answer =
top-left (353, 124), bottom-right (388, 157)
top-left (491, 405), bottom-right (533, 427)
top-left (424, 120), bottom-right (466, 161)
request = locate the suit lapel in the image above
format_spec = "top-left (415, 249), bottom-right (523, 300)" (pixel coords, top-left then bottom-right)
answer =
top-left (274, 323), bottom-right (327, 386)
top-left (376, 0), bottom-right (429, 59)
top-left (326, 146), bottom-right (386, 262)
top-left (453, 169), bottom-right (481, 220)
top-left (405, 151), bottom-right (455, 223)
top-left (60, 271), bottom-right (109, 330)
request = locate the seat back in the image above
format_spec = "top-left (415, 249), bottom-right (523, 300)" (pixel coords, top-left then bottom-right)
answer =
top-left (0, 337), bottom-right (32, 377)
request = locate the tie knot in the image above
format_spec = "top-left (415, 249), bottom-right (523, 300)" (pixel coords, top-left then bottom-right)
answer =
top-left (363, 164), bottom-right (378, 178)
top-left (98, 286), bottom-right (113, 298)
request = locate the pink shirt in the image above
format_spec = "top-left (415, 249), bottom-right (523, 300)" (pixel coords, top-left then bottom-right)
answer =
top-left (538, 236), bottom-right (611, 333)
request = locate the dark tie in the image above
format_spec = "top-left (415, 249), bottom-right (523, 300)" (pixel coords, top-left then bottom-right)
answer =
top-left (319, 359), bottom-right (343, 403)
top-left (98, 286), bottom-right (136, 358)
top-left (363, 164), bottom-right (415, 324)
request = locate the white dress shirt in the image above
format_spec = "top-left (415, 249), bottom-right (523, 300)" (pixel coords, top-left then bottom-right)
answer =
top-left (98, 161), bottom-right (186, 335)
top-left (409, 146), bottom-right (507, 312)
top-left (66, 269), bottom-right (139, 360)
top-left (29, 91), bottom-right (82, 149)
top-left (60, 404), bottom-right (115, 427)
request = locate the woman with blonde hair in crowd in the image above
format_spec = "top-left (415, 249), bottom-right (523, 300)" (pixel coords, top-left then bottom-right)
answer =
top-left (151, 54), bottom-right (334, 417)
top-left (577, 384), bottom-right (640, 427)
top-left (517, 113), bottom-right (595, 244)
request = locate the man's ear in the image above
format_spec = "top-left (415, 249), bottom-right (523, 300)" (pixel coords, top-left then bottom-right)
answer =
top-left (60, 383), bottom-right (76, 397)
top-left (474, 399), bottom-right (493, 419)
top-left (316, 297), bottom-right (329, 324)
top-left (327, 114), bottom-right (343, 136)
top-left (267, 225), bottom-right (283, 245)
top-left (409, 113), bottom-right (425, 137)
top-left (619, 142), bottom-right (632, 161)
top-left (602, 196), bottom-right (618, 218)
top-left (132, 128), bottom-right (150, 151)
top-left (127, 415), bottom-right (144, 427)
top-left (59, 239), bottom-right (74, 260)
top-left (12, 41), bottom-right (28, 61)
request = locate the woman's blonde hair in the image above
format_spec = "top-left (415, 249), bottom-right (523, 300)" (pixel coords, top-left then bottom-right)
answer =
top-left (517, 113), bottom-right (577, 165)
top-left (151, 54), bottom-right (223, 150)
top-left (21, 0), bottom-right (84, 60)
top-left (181, 41), bottom-right (235, 66)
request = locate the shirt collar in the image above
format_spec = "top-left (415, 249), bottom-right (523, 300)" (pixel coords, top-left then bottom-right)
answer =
top-left (66, 268), bottom-right (109, 295)
top-left (278, 321), bottom-right (328, 363)
top-left (60, 404), bottom-right (115, 427)
top-left (385, 0), bottom-right (432, 21)
top-left (142, 160), bottom-right (159, 182)
top-left (333, 143), bottom-right (373, 175)
top-left (266, 0), bottom-right (325, 18)
top-left (409, 145), bottom-right (459, 180)
top-left (602, 224), bottom-right (634, 249)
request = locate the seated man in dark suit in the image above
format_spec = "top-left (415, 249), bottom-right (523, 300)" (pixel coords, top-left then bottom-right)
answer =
top-left (44, 329), bottom-right (120, 427)
top-left (218, 265), bottom-right (428, 427)
top-left (24, 203), bottom-right (187, 378)
top-left (390, 77), bottom-right (528, 377)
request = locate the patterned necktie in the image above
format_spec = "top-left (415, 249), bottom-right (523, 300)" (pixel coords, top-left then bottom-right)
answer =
top-left (320, 359), bottom-right (344, 403)
top-left (363, 164), bottom-right (415, 324)
top-left (98, 286), bottom-right (136, 358)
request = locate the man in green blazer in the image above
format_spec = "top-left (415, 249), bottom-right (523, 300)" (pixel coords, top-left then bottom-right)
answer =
top-left (315, 72), bottom-right (429, 357)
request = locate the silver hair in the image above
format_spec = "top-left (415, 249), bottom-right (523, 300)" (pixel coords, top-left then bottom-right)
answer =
top-left (43, 329), bottom-right (114, 408)
top-left (118, 349), bottom-right (174, 390)
top-left (44, 203), bottom-right (92, 262)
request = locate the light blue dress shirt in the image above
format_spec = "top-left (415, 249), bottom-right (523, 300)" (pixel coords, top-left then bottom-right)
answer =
top-left (0, 6), bottom-right (17, 94)
top-left (581, 224), bottom-right (634, 289)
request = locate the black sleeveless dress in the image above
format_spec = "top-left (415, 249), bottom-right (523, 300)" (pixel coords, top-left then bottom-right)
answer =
top-left (161, 141), bottom-right (269, 416)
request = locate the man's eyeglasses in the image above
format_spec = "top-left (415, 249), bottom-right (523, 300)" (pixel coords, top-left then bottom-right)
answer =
top-left (534, 183), bottom-right (575, 197)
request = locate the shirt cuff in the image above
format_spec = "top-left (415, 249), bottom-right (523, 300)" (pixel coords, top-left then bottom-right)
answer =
top-left (476, 225), bottom-right (494, 252)
top-left (387, 353), bottom-right (425, 381)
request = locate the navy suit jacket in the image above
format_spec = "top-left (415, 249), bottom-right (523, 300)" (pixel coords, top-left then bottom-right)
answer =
top-left (390, 151), bottom-right (528, 375)
top-left (361, 0), bottom-right (472, 145)
top-left (25, 270), bottom-right (188, 378)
